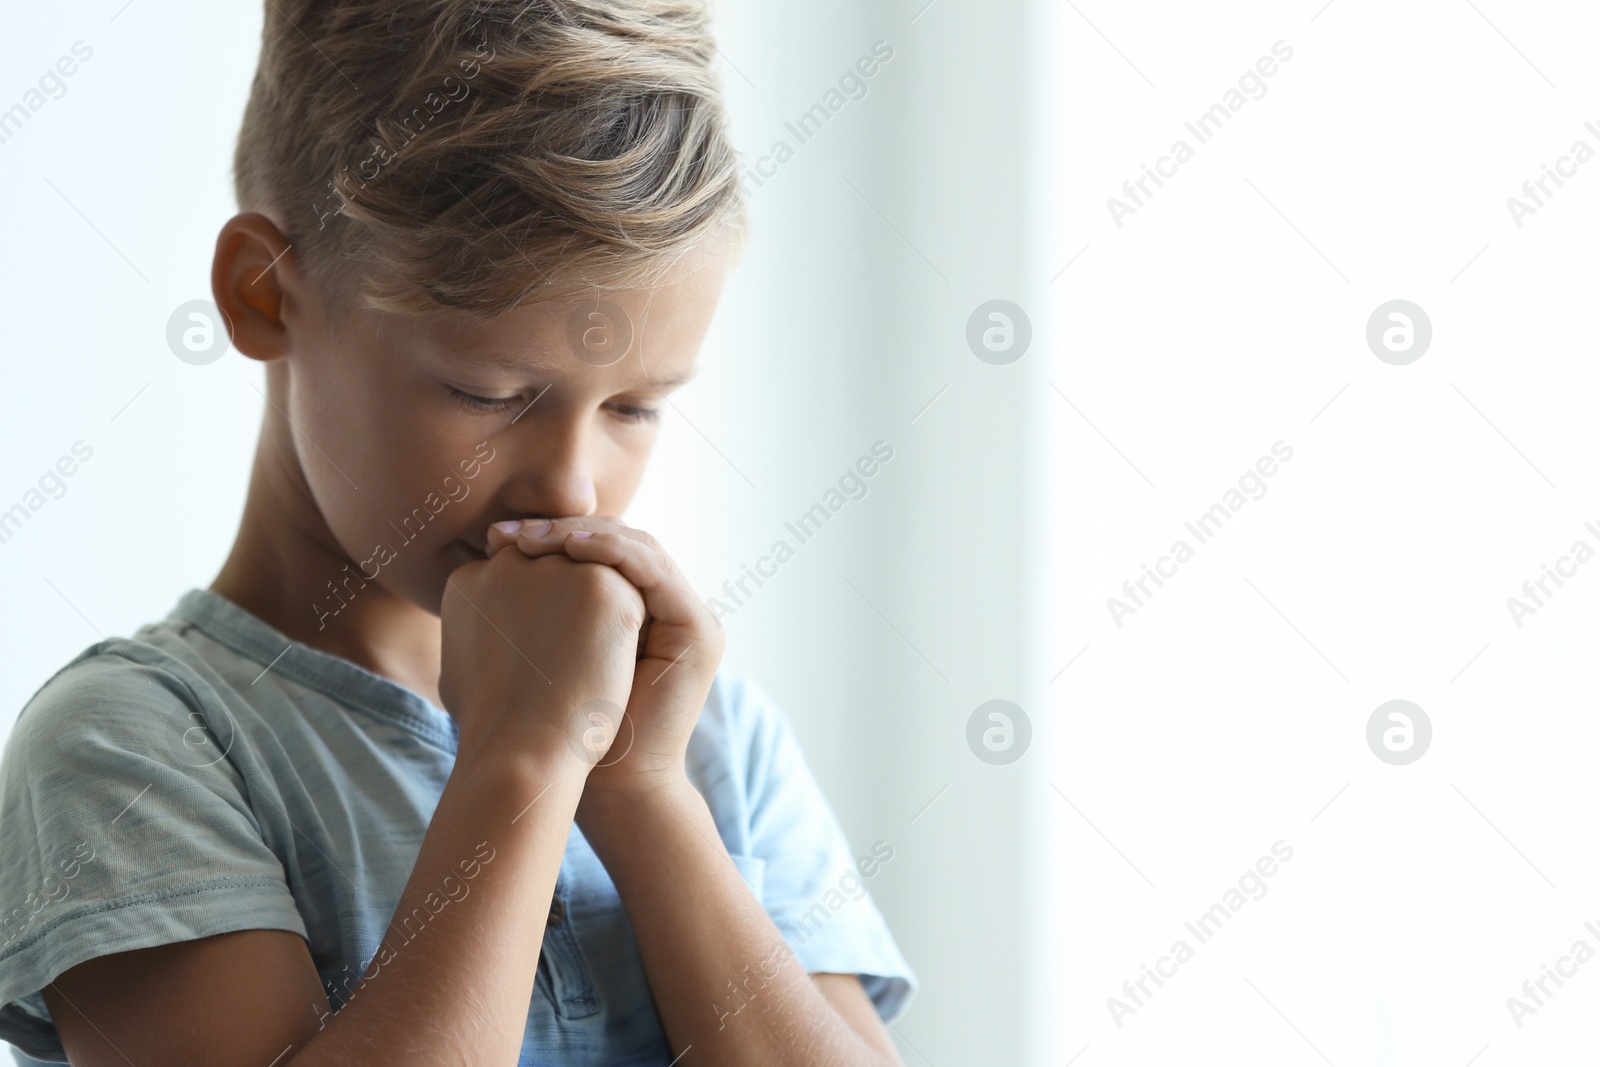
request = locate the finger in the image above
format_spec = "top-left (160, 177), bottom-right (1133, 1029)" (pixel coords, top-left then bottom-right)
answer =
top-left (485, 515), bottom-right (641, 555)
top-left (487, 518), bottom-right (549, 555)
top-left (532, 527), bottom-right (712, 639)
top-left (561, 533), bottom-right (718, 688)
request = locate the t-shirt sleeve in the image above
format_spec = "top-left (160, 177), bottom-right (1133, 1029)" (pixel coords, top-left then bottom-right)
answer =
top-left (0, 644), bottom-right (307, 1063)
top-left (722, 675), bottom-right (918, 1023)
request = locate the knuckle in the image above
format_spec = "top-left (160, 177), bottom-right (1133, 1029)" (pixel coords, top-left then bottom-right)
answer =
top-left (592, 566), bottom-right (645, 618)
top-left (572, 559), bottom-right (615, 588)
top-left (701, 615), bottom-right (727, 649)
top-left (569, 559), bottom-right (626, 597)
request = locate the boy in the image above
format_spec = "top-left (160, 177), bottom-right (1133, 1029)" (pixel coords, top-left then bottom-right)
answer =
top-left (0, 1), bottom-right (915, 1064)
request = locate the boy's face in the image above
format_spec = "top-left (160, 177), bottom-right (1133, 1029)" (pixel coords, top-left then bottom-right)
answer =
top-left (278, 249), bottom-right (727, 616)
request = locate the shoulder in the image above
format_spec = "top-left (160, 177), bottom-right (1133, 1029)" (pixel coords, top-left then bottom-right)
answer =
top-left (5, 635), bottom-right (212, 774)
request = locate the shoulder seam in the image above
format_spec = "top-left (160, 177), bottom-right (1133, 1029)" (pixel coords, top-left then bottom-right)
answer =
top-left (15, 638), bottom-right (202, 729)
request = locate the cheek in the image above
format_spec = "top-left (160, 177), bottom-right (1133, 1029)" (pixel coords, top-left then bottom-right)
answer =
top-left (593, 440), bottom-right (655, 513)
top-left (288, 365), bottom-right (483, 560)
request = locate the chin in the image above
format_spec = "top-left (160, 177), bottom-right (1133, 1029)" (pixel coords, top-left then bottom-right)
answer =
top-left (392, 541), bottom-right (485, 618)
top-left (435, 540), bottom-right (489, 587)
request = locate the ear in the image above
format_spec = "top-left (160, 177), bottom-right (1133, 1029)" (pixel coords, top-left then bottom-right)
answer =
top-left (210, 212), bottom-right (303, 364)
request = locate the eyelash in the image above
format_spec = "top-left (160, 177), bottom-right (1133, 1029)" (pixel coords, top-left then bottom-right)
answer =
top-left (446, 386), bottom-right (660, 424)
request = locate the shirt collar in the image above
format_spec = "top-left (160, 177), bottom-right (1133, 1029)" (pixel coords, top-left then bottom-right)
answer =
top-left (169, 586), bottom-right (459, 753)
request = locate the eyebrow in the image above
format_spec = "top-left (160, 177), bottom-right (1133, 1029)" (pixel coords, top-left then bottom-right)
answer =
top-left (644, 369), bottom-right (697, 389)
top-left (451, 349), bottom-right (697, 389)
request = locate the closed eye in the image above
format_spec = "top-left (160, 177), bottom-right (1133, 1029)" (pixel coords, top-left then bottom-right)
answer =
top-left (450, 385), bottom-right (658, 424)
top-left (606, 402), bottom-right (660, 424)
top-left (447, 385), bottom-right (519, 414)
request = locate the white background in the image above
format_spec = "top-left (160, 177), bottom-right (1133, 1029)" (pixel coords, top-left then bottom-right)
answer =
top-left (1059, 2), bottom-right (1600, 1066)
top-left (12, 0), bottom-right (1600, 1065)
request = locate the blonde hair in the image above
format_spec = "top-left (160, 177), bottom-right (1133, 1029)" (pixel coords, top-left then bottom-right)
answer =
top-left (232, 0), bottom-right (746, 323)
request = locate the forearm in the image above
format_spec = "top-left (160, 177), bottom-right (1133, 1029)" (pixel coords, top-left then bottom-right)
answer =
top-left (578, 777), bottom-right (891, 1067)
top-left (290, 751), bottom-right (585, 1067)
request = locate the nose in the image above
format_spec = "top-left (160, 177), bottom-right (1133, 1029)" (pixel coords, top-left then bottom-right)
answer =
top-left (494, 416), bottom-right (598, 520)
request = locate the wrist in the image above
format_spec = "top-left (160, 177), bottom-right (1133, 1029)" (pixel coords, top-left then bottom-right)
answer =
top-left (575, 768), bottom-right (699, 836)
top-left (451, 737), bottom-right (591, 801)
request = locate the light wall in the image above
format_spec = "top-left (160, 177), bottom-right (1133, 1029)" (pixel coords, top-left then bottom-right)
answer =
top-left (636, 1), bottom-right (1062, 1063)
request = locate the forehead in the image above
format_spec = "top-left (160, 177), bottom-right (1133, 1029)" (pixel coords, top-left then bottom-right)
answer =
top-left (417, 252), bottom-right (726, 379)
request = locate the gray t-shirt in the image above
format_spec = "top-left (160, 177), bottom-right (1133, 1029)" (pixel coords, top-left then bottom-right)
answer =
top-left (0, 588), bottom-right (915, 1065)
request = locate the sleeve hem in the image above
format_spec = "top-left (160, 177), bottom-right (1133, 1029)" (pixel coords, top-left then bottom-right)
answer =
top-left (0, 880), bottom-right (307, 1063)
top-left (776, 909), bottom-right (918, 1023)
top-left (795, 950), bottom-right (916, 1023)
